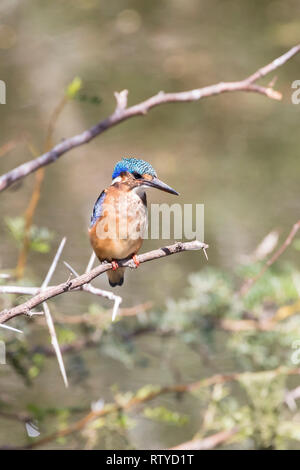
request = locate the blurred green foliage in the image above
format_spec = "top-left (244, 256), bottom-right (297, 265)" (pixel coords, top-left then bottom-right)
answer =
top-left (5, 217), bottom-right (54, 254)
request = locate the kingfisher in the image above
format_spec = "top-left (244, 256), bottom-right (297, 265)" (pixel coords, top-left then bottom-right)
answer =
top-left (89, 157), bottom-right (179, 287)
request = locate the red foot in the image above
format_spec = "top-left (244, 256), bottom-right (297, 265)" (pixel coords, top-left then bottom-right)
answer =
top-left (111, 261), bottom-right (119, 271)
top-left (132, 254), bottom-right (140, 267)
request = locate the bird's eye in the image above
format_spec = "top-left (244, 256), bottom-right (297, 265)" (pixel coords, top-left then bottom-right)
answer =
top-left (133, 172), bottom-right (142, 179)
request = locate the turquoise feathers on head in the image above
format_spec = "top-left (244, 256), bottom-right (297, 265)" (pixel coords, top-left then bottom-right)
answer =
top-left (112, 157), bottom-right (157, 179)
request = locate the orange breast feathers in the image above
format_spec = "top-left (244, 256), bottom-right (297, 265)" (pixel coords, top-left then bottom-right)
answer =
top-left (89, 185), bottom-right (147, 262)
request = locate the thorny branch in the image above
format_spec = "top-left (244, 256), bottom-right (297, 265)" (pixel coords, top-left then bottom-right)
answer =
top-left (0, 240), bottom-right (208, 324)
top-left (0, 45), bottom-right (299, 192)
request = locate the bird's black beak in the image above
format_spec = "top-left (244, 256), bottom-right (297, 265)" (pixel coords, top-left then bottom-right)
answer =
top-left (143, 176), bottom-right (179, 195)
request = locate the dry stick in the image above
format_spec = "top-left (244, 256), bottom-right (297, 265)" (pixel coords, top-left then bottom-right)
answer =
top-left (0, 240), bottom-right (208, 324)
top-left (40, 237), bottom-right (69, 388)
top-left (240, 220), bottom-right (300, 296)
top-left (0, 45), bottom-right (300, 193)
top-left (24, 365), bottom-right (300, 450)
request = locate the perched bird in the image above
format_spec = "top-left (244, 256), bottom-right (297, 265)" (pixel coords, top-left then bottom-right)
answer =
top-left (89, 157), bottom-right (178, 287)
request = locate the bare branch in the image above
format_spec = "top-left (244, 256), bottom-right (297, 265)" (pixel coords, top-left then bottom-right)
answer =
top-left (0, 45), bottom-right (299, 192)
top-left (246, 44), bottom-right (300, 83)
top-left (0, 240), bottom-right (208, 324)
top-left (240, 220), bottom-right (300, 295)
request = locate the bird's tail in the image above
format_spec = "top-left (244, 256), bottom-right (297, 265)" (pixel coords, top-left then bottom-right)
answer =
top-left (107, 267), bottom-right (125, 287)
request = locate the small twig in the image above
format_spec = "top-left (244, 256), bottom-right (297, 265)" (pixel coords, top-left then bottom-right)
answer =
top-left (0, 240), bottom-right (208, 324)
top-left (0, 45), bottom-right (299, 192)
top-left (240, 220), bottom-right (300, 295)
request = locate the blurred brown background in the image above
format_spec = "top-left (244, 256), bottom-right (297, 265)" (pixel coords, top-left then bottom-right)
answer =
top-left (0, 0), bottom-right (300, 449)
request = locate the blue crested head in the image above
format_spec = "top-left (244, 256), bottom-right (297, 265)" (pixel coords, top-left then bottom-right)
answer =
top-left (112, 157), bottom-right (157, 179)
top-left (111, 156), bottom-right (179, 196)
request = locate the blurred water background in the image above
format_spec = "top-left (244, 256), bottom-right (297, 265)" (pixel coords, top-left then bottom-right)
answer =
top-left (0, 0), bottom-right (300, 449)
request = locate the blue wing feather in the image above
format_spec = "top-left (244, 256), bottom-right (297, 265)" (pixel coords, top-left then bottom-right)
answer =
top-left (90, 190), bottom-right (106, 227)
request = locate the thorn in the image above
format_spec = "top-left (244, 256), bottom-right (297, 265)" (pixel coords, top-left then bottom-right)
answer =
top-left (268, 75), bottom-right (278, 88)
top-left (64, 260), bottom-right (79, 277)
top-left (0, 323), bottom-right (23, 334)
top-left (114, 89), bottom-right (128, 112)
top-left (112, 296), bottom-right (122, 322)
top-left (203, 248), bottom-right (208, 261)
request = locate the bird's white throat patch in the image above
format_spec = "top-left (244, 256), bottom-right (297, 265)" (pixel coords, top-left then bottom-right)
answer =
top-left (111, 176), bottom-right (122, 185)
